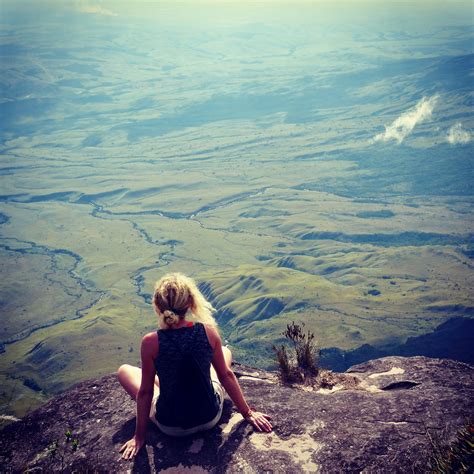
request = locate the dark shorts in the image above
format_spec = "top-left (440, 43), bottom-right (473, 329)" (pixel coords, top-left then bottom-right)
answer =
top-left (149, 380), bottom-right (224, 436)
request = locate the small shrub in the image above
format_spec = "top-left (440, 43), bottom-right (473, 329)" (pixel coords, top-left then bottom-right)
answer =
top-left (71, 439), bottom-right (79, 452)
top-left (273, 343), bottom-right (302, 384)
top-left (39, 429), bottom-right (80, 472)
top-left (274, 343), bottom-right (290, 379)
top-left (273, 321), bottom-right (320, 383)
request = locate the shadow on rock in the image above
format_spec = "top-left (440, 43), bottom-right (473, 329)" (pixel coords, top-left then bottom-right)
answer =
top-left (112, 400), bottom-right (249, 473)
top-left (112, 417), bottom-right (136, 445)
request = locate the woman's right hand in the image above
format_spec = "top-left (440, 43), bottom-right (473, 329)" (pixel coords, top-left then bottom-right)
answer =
top-left (119, 435), bottom-right (145, 460)
top-left (244, 410), bottom-right (273, 432)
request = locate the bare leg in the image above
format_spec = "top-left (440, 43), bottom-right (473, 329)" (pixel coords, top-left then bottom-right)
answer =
top-left (117, 364), bottom-right (141, 400)
top-left (211, 346), bottom-right (233, 381)
top-left (118, 364), bottom-right (160, 401)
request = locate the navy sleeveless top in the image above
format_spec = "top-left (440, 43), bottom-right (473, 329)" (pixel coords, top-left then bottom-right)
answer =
top-left (153, 322), bottom-right (220, 429)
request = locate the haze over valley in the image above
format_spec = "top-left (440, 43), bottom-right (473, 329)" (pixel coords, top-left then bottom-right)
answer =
top-left (1, 1), bottom-right (473, 416)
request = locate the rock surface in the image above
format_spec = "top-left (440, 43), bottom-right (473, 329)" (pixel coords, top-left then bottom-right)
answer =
top-left (1, 356), bottom-right (473, 473)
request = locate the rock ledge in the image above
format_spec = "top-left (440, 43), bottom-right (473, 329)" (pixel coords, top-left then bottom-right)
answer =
top-left (1, 356), bottom-right (473, 473)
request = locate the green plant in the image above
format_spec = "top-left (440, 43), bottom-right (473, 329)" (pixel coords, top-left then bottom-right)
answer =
top-left (273, 321), bottom-right (320, 383)
top-left (41, 428), bottom-right (80, 472)
top-left (273, 343), bottom-right (299, 383)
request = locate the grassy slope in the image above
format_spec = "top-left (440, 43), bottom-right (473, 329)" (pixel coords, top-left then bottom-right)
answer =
top-left (1, 6), bottom-right (473, 416)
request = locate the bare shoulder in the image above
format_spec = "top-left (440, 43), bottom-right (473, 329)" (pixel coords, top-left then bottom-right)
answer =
top-left (141, 331), bottom-right (159, 357)
top-left (142, 331), bottom-right (158, 343)
top-left (203, 324), bottom-right (221, 350)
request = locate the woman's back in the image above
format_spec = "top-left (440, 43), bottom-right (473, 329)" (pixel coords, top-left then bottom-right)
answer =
top-left (118, 273), bottom-right (271, 458)
top-left (154, 322), bottom-right (220, 428)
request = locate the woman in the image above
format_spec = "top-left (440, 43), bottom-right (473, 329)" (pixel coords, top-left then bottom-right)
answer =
top-left (118, 273), bottom-right (272, 459)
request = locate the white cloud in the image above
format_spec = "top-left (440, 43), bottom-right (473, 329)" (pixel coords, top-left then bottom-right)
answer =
top-left (77, 2), bottom-right (118, 17)
top-left (446, 122), bottom-right (471, 145)
top-left (373, 95), bottom-right (439, 144)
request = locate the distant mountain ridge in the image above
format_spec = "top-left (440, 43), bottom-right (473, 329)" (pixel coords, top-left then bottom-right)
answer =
top-left (199, 267), bottom-right (474, 370)
top-left (321, 316), bottom-right (474, 371)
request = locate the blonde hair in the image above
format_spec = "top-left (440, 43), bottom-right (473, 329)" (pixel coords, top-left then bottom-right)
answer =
top-left (153, 273), bottom-right (218, 329)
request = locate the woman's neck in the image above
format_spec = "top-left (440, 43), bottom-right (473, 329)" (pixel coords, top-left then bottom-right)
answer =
top-left (167, 320), bottom-right (193, 330)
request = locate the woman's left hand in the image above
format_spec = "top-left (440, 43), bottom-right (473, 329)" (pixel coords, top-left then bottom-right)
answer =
top-left (245, 410), bottom-right (273, 432)
top-left (119, 435), bottom-right (145, 460)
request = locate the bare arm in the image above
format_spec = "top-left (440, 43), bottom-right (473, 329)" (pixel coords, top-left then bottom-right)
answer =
top-left (120, 332), bottom-right (157, 459)
top-left (135, 334), bottom-right (156, 437)
top-left (207, 326), bottom-right (272, 432)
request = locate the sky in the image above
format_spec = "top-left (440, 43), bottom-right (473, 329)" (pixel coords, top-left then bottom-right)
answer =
top-left (2, 1), bottom-right (473, 18)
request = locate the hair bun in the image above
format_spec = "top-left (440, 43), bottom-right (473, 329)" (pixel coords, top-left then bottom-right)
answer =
top-left (163, 309), bottom-right (179, 326)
